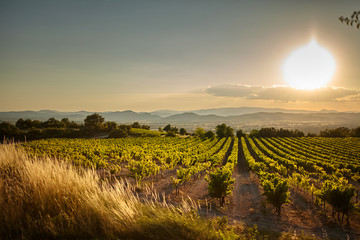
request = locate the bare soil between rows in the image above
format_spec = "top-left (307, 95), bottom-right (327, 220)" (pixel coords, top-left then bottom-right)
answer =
top-left (105, 154), bottom-right (360, 240)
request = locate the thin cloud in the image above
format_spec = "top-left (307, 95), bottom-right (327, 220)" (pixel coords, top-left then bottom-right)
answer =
top-left (206, 84), bottom-right (360, 102)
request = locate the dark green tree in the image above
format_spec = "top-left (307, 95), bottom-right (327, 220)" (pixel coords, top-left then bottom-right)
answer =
top-left (205, 130), bottom-right (215, 139)
top-left (215, 124), bottom-right (227, 139)
top-left (249, 129), bottom-right (259, 137)
top-left (84, 113), bottom-right (105, 130)
top-left (225, 126), bottom-right (234, 138)
top-left (216, 123), bottom-right (234, 138)
top-left (170, 126), bottom-right (178, 134)
top-left (352, 127), bottom-right (360, 137)
top-left (236, 129), bottom-right (245, 138)
top-left (119, 124), bottom-right (131, 133)
top-left (179, 128), bottom-right (187, 135)
top-left (320, 127), bottom-right (351, 138)
top-left (108, 129), bottom-right (128, 138)
top-left (166, 131), bottom-right (176, 137)
top-left (163, 124), bottom-right (172, 132)
top-left (15, 118), bottom-right (33, 130)
top-left (132, 122), bottom-right (141, 128)
top-left (141, 124), bottom-right (150, 130)
top-left (43, 118), bottom-right (65, 128)
top-left (31, 120), bottom-right (42, 128)
top-left (105, 121), bottom-right (118, 132)
top-left (61, 118), bottom-right (70, 127)
top-left (0, 122), bottom-right (20, 138)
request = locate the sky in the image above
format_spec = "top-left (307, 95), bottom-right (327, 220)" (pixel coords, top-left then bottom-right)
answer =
top-left (0, 0), bottom-right (359, 112)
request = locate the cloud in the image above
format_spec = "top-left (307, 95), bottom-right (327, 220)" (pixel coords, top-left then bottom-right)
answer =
top-left (206, 84), bottom-right (360, 102)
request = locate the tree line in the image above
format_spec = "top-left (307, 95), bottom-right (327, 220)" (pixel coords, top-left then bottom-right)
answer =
top-left (249, 127), bottom-right (360, 138)
top-left (0, 113), bottom-right (151, 141)
top-left (2, 113), bottom-right (360, 141)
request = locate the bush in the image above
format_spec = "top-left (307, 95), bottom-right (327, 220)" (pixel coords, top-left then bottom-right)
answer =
top-left (129, 128), bottom-right (162, 137)
top-left (179, 128), bottom-right (187, 135)
top-left (205, 131), bottom-right (215, 139)
top-left (166, 131), bottom-right (176, 137)
top-left (320, 179), bottom-right (355, 224)
top-left (261, 176), bottom-right (290, 216)
top-left (194, 127), bottom-right (206, 138)
top-left (206, 167), bottom-right (234, 207)
top-left (108, 129), bottom-right (128, 138)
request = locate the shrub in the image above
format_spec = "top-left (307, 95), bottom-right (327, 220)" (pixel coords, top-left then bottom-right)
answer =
top-left (108, 129), bottom-right (128, 138)
top-left (206, 167), bottom-right (234, 207)
top-left (261, 176), bottom-right (290, 216)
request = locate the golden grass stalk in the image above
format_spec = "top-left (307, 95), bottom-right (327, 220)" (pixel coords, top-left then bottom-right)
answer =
top-left (0, 144), bottom-right (228, 240)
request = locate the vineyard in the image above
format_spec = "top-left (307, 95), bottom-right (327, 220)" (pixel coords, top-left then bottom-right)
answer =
top-left (21, 136), bottom-right (360, 238)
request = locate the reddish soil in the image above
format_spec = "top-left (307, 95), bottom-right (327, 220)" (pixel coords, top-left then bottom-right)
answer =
top-left (107, 155), bottom-right (360, 240)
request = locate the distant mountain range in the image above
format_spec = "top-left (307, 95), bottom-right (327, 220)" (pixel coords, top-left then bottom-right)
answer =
top-left (150, 107), bottom-right (339, 118)
top-left (1, 107), bottom-right (359, 133)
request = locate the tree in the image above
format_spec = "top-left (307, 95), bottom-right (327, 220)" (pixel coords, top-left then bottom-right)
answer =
top-left (206, 167), bottom-right (235, 207)
top-left (43, 118), bottom-right (65, 128)
top-left (163, 124), bottom-right (172, 132)
top-left (216, 124), bottom-right (227, 139)
top-left (249, 129), bottom-right (259, 137)
top-left (132, 122), bottom-right (141, 128)
top-left (179, 128), bottom-right (187, 135)
top-left (31, 120), bottom-right (42, 128)
top-left (119, 124), bottom-right (131, 133)
top-left (194, 127), bottom-right (205, 138)
top-left (170, 126), bottom-right (178, 134)
top-left (166, 131), bottom-right (176, 137)
top-left (61, 118), bottom-right (70, 127)
top-left (108, 129), bottom-right (128, 138)
top-left (205, 130), bottom-right (215, 139)
top-left (15, 118), bottom-right (34, 130)
top-left (66, 120), bottom-right (81, 128)
top-left (352, 127), bottom-right (360, 137)
top-left (84, 113), bottom-right (105, 130)
top-left (258, 127), bottom-right (277, 137)
top-left (225, 126), bottom-right (234, 138)
top-left (105, 121), bottom-right (118, 132)
top-left (0, 122), bottom-right (20, 138)
top-left (320, 127), bottom-right (351, 138)
top-left (236, 129), bottom-right (245, 138)
top-left (141, 124), bottom-right (150, 130)
top-left (339, 11), bottom-right (360, 30)
top-left (216, 123), bottom-right (234, 139)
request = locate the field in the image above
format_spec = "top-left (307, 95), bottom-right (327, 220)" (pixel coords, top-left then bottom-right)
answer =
top-left (10, 137), bottom-right (360, 239)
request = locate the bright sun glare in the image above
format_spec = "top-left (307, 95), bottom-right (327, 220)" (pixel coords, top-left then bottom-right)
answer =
top-left (283, 40), bottom-right (336, 90)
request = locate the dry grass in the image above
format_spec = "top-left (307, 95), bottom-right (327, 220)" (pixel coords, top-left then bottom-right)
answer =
top-left (0, 144), bottom-right (232, 240)
top-left (0, 143), bottom-right (322, 240)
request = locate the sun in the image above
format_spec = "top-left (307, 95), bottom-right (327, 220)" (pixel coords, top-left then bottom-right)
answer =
top-left (283, 40), bottom-right (336, 90)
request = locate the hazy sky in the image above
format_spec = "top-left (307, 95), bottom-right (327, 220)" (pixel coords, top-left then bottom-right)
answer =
top-left (1, 0), bottom-right (359, 112)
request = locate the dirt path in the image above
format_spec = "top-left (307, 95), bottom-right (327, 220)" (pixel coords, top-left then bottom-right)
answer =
top-left (225, 139), bottom-right (272, 231)
top-left (228, 150), bottom-right (262, 221)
